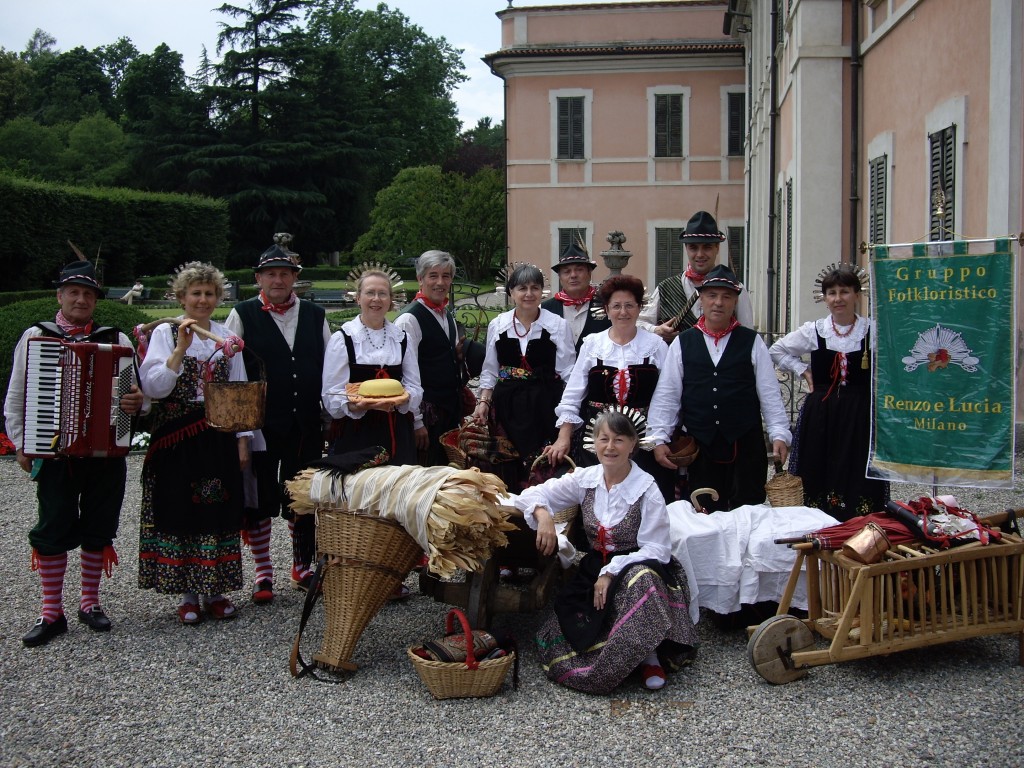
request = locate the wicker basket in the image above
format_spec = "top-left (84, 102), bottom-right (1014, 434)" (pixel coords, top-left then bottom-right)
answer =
top-left (313, 508), bottom-right (423, 672)
top-left (439, 425), bottom-right (469, 468)
top-left (408, 609), bottom-right (515, 699)
top-left (765, 462), bottom-right (804, 507)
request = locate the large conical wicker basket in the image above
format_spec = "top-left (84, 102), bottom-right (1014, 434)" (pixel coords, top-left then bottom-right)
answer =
top-left (313, 508), bottom-right (423, 671)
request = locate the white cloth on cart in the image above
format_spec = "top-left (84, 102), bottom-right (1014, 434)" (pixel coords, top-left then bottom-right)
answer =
top-left (667, 502), bottom-right (839, 615)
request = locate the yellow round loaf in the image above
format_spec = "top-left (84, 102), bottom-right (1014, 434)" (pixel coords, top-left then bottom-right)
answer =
top-left (357, 378), bottom-right (405, 398)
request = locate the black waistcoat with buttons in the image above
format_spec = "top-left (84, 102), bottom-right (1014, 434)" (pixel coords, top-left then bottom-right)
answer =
top-left (234, 297), bottom-right (325, 435)
top-left (679, 325), bottom-right (760, 445)
top-left (402, 301), bottom-right (460, 415)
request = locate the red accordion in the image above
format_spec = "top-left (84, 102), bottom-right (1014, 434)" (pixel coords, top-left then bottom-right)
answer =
top-left (22, 337), bottom-right (136, 458)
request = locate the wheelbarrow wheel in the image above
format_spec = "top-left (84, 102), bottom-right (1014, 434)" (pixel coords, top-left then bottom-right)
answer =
top-left (747, 614), bottom-right (815, 685)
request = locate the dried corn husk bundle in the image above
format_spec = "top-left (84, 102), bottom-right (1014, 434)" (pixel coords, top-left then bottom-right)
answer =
top-left (286, 465), bottom-right (516, 579)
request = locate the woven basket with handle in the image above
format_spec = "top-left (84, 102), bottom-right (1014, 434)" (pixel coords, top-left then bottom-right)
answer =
top-left (765, 461), bottom-right (804, 507)
top-left (408, 608), bottom-right (516, 699)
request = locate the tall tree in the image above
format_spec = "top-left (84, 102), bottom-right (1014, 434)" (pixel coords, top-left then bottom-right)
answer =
top-left (0, 50), bottom-right (35, 124)
top-left (30, 45), bottom-right (113, 124)
top-left (354, 165), bottom-right (505, 281)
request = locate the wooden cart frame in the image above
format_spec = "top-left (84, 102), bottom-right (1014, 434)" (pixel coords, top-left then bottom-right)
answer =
top-left (748, 532), bottom-right (1024, 684)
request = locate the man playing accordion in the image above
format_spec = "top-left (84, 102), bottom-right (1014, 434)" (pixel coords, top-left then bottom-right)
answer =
top-left (4, 258), bottom-right (144, 647)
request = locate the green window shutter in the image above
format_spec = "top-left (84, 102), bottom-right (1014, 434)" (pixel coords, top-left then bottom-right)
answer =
top-left (727, 93), bottom-right (745, 156)
top-left (655, 94), bottom-right (683, 158)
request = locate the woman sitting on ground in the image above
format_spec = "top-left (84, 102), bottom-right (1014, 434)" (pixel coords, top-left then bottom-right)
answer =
top-left (514, 410), bottom-right (699, 694)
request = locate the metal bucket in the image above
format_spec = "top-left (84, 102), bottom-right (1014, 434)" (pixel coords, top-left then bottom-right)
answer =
top-left (841, 522), bottom-right (891, 564)
top-left (204, 380), bottom-right (266, 432)
top-left (204, 353), bottom-right (266, 432)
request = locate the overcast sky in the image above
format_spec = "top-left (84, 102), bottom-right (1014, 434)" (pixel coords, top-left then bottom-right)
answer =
top-left (0, 0), bottom-right (616, 130)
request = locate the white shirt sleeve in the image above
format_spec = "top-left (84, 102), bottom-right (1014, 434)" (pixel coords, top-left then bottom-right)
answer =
top-left (478, 320), bottom-right (500, 390)
top-left (645, 337), bottom-right (684, 445)
top-left (138, 323), bottom-right (183, 400)
top-left (554, 336), bottom-right (596, 427)
top-left (637, 285), bottom-right (661, 328)
top-left (223, 309), bottom-right (243, 337)
top-left (513, 469), bottom-right (584, 528)
top-left (768, 321), bottom-right (817, 375)
top-left (3, 327), bottom-right (39, 448)
top-left (321, 330), bottom-right (356, 419)
top-left (398, 329), bottom-right (423, 418)
top-left (752, 336), bottom-right (792, 445)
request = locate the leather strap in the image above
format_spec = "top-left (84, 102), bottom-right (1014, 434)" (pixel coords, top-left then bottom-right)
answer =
top-left (288, 555), bottom-right (347, 683)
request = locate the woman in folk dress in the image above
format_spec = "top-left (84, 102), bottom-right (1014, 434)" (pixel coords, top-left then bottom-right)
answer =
top-left (515, 410), bottom-right (698, 693)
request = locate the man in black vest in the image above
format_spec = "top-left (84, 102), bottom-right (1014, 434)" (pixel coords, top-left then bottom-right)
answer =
top-left (224, 236), bottom-right (330, 597)
top-left (647, 265), bottom-right (790, 511)
top-left (541, 241), bottom-right (610, 354)
top-left (394, 250), bottom-right (483, 467)
top-left (5, 260), bottom-right (144, 646)
top-left (638, 211), bottom-right (754, 342)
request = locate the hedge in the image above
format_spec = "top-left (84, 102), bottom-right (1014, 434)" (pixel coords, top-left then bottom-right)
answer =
top-left (0, 298), bottom-right (151, 436)
top-left (0, 173), bottom-right (228, 292)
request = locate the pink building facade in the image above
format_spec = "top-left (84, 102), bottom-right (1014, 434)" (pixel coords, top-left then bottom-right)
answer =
top-left (486, 1), bottom-right (751, 320)
top-left (726, 0), bottom-right (1023, 416)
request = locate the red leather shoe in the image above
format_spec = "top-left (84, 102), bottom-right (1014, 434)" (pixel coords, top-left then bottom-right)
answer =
top-left (204, 597), bottom-right (238, 620)
top-left (177, 602), bottom-right (202, 625)
top-left (642, 663), bottom-right (666, 690)
top-left (252, 579), bottom-right (274, 605)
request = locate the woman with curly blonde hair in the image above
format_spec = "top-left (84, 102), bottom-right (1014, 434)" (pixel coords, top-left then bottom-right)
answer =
top-left (138, 262), bottom-right (251, 624)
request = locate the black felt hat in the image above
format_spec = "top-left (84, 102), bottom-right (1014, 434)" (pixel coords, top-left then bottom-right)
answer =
top-left (694, 264), bottom-right (742, 294)
top-left (551, 240), bottom-right (597, 271)
top-left (54, 260), bottom-right (102, 294)
top-left (679, 211), bottom-right (726, 244)
top-left (256, 234), bottom-right (302, 272)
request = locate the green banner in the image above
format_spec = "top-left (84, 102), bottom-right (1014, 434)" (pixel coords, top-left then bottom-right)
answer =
top-left (869, 239), bottom-right (1016, 487)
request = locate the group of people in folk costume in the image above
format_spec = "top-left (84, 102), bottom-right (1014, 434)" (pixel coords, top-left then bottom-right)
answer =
top-left (6, 210), bottom-right (884, 694)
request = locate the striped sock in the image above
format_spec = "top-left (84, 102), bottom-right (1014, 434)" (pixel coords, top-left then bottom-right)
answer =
top-left (79, 549), bottom-right (104, 612)
top-left (33, 551), bottom-right (67, 622)
top-left (247, 518), bottom-right (274, 584)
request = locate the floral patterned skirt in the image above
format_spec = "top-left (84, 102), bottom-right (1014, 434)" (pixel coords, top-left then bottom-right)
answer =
top-left (138, 418), bottom-right (243, 595)
top-left (535, 560), bottom-right (699, 694)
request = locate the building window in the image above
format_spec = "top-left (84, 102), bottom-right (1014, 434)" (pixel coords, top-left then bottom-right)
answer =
top-left (654, 93), bottom-right (683, 157)
top-left (868, 155), bottom-right (887, 245)
top-left (726, 226), bottom-right (745, 284)
top-left (557, 96), bottom-right (585, 160)
top-left (929, 125), bottom-right (955, 241)
top-left (654, 227), bottom-right (685, 283)
top-left (727, 92), bottom-right (745, 156)
top-left (558, 227), bottom-right (587, 256)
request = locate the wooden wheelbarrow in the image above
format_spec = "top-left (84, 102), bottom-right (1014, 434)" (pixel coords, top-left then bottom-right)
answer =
top-left (747, 508), bottom-right (1024, 684)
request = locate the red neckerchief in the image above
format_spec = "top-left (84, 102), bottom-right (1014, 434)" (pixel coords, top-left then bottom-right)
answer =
top-left (696, 315), bottom-right (740, 346)
top-left (414, 291), bottom-right (448, 312)
top-left (684, 267), bottom-right (707, 285)
top-left (259, 290), bottom-right (297, 314)
top-left (56, 310), bottom-right (93, 337)
top-left (553, 285), bottom-right (596, 308)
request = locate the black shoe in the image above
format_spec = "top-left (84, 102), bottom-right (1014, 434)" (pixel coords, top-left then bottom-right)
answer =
top-left (77, 606), bottom-right (112, 632)
top-left (22, 615), bottom-right (68, 648)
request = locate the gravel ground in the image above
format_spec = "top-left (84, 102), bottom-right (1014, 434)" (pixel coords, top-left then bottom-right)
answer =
top-left (2, 446), bottom-right (1023, 768)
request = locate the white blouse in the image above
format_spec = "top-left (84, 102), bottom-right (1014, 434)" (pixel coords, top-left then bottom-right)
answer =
top-left (478, 307), bottom-right (576, 390)
top-left (513, 463), bottom-right (672, 579)
top-left (138, 319), bottom-right (248, 400)
top-left (769, 316), bottom-right (871, 376)
top-left (555, 328), bottom-right (668, 427)
top-left (321, 317), bottom-right (423, 420)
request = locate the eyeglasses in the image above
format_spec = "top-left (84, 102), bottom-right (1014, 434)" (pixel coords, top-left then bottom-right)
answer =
top-left (607, 303), bottom-right (639, 312)
top-left (361, 291), bottom-right (391, 299)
